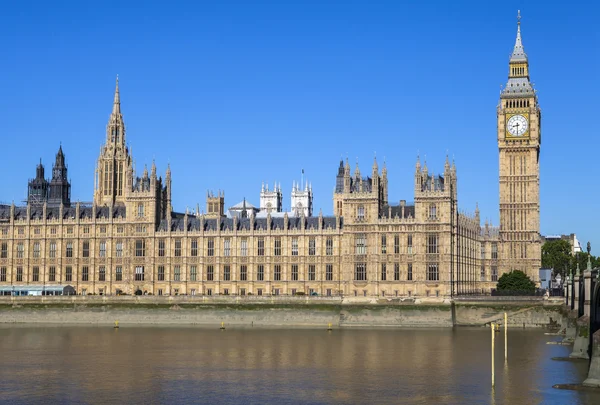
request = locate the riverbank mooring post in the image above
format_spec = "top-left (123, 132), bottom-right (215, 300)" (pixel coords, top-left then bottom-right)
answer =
top-left (114, 320), bottom-right (119, 329)
top-left (220, 322), bottom-right (225, 330)
top-left (491, 322), bottom-right (495, 387)
top-left (504, 312), bottom-right (507, 361)
top-left (327, 323), bottom-right (332, 331)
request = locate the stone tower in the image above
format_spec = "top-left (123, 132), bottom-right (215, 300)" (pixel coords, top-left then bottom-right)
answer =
top-left (94, 76), bottom-right (134, 206)
top-left (48, 145), bottom-right (71, 207)
top-left (291, 174), bottom-right (313, 217)
top-left (260, 182), bottom-right (282, 213)
top-left (497, 11), bottom-right (541, 281)
top-left (414, 156), bottom-right (457, 224)
top-left (206, 190), bottom-right (225, 218)
top-left (27, 160), bottom-right (49, 206)
top-left (333, 158), bottom-right (385, 223)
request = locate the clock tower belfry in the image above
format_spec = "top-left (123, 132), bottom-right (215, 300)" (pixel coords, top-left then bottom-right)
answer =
top-left (497, 11), bottom-right (541, 282)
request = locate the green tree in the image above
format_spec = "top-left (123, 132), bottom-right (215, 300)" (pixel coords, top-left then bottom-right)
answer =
top-left (569, 251), bottom-right (600, 275)
top-left (497, 270), bottom-right (536, 293)
top-left (541, 239), bottom-right (572, 276)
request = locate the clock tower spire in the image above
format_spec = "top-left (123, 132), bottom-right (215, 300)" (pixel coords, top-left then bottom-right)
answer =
top-left (497, 11), bottom-right (542, 282)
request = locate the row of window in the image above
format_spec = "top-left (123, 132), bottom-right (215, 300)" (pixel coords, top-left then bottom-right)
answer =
top-left (356, 262), bottom-right (438, 281)
top-left (0, 237), bottom-right (336, 258)
top-left (0, 263), bottom-right (443, 283)
top-left (480, 265), bottom-right (499, 282)
top-left (480, 243), bottom-right (499, 260)
top-left (0, 241), bottom-right (124, 258)
top-left (1, 234), bottom-right (469, 259)
top-left (0, 265), bottom-right (123, 282)
top-left (2, 226), bottom-right (127, 236)
top-left (369, 234), bottom-right (436, 255)
top-left (0, 264), bottom-right (336, 283)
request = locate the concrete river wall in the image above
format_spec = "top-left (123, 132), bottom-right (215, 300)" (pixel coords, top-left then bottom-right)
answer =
top-left (0, 296), bottom-right (565, 328)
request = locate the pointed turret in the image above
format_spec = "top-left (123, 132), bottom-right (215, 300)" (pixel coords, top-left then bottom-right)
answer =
top-left (165, 163), bottom-right (172, 215)
top-left (112, 75), bottom-right (121, 116)
top-left (510, 11), bottom-right (527, 63)
top-left (28, 158), bottom-right (49, 206)
top-left (241, 198), bottom-right (248, 219)
top-left (49, 144), bottom-right (71, 207)
top-left (106, 74), bottom-right (126, 145)
top-left (381, 158), bottom-right (388, 205)
top-left (354, 159), bottom-right (361, 179)
top-left (95, 76), bottom-right (131, 206)
top-left (151, 160), bottom-right (156, 179)
top-left (56, 144), bottom-right (65, 167)
top-left (502, 11), bottom-right (534, 97)
top-left (36, 159), bottom-right (44, 180)
top-left (371, 155), bottom-right (379, 196)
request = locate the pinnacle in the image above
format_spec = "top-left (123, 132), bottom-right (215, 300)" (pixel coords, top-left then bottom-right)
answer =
top-left (112, 75), bottom-right (121, 116)
top-left (510, 11), bottom-right (528, 62)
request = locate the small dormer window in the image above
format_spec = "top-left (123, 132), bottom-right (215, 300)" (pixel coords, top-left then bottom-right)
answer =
top-left (138, 203), bottom-right (144, 218)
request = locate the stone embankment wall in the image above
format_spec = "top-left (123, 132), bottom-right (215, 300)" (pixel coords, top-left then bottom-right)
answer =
top-left (453, 300), bottom-right (564, 329)
top-left (0, 296), bottom-right (564, 328)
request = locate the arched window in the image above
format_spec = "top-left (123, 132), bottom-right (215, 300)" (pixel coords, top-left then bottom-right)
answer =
top-left (357, 206), bottom-right (365, 221)
top-left (429, 204), bottom-right (437, 220)
top-left (138, 203), bottom-right (144, 218)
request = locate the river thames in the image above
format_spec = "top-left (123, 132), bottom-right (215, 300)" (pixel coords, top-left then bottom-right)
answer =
top-left (0, 326), bottom-right (597, 404)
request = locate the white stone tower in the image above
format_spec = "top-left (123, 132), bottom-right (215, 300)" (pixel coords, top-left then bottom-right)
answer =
top-left (259, 182), bottom-right (282, 213)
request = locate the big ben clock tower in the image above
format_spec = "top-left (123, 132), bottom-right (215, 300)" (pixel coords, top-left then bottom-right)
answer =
top-left (498, 11), bottom-right (541, 282)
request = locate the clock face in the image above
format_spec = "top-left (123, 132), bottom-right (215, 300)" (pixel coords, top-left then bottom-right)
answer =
top-left (507, 114), bottom-right (528, 136)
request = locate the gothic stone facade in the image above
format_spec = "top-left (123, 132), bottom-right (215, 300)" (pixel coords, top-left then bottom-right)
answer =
top-left (0, 18), bottom-right (541, 296)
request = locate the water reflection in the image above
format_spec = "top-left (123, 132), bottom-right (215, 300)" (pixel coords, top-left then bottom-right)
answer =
top-left (0, 326), bottom-right (597, 404)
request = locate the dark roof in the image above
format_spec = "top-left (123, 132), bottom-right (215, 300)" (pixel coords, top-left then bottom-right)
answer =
top-left (351, 176), bottom-right (373, 193)
top-left (158, 215), bottom-right (343, 232)
top-left (380, 204), bottom-right (415, 219)
top-left (422, 175), bottom-right (445, 192)
top-left (0, 204), bottom-right (126, 221)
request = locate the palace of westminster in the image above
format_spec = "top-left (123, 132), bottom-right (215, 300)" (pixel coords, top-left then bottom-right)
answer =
top-left (0, 16), bottom-right (541, 297)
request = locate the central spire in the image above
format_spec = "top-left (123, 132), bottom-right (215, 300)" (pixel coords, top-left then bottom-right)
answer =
top-left (510, 10), bottom-right (527, 62)
top-left (112, 74), bottom-right (121, 116)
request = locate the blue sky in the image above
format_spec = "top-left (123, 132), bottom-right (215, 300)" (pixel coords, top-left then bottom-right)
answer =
top-left (0, 1), bottom-right (598, 247)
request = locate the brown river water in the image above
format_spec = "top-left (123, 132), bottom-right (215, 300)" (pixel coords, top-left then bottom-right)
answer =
top-left (0, 326), bottom-right (598, 404)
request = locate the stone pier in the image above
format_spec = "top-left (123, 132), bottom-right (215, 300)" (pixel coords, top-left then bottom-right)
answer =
top-left (569, 268), bottom-right (589, 359)
top-left (570, 314), bottom-right (590, 359)
top-left (584, 329), bottom-right (600, 387)
top-left (562, 309), bottom-right (577, 343)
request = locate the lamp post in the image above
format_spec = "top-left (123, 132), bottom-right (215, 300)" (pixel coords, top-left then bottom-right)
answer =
top-left (571, 268), bottom-right (575, 310)
top-left (565, 274), bottom-right (570, 306)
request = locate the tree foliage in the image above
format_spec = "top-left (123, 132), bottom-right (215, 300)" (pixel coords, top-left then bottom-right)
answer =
top-left (541, 239), bottom-right (600, 277)
top-left (496, 270), bottom-right (536, 293)
top-left (570, 251), bottom-right (600, 275)
top-left (541, 239), bottom-right (572, 275)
